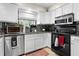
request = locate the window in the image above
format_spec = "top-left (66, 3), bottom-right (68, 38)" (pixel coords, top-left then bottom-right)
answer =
top-left (18, 8), bottom-right (37, 27)
top-left (18, 8), bottom-right (37, 20)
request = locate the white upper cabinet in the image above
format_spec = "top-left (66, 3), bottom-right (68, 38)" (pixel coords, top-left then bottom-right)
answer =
top-left (44, 12), bottom-right (51, 24)
top-left (50, 10), bottom-right (56, 24)
top-left (38, 12), bottom-right (46, 24)
top-left (0, 4), bottom-right (18, 23)
top-left (73, 3), bottom-right (79, 21)
top-left (39, 12), bottom-right (51, 24)
top-left (37, 12), bottom-right (44, 24)
top-left (5, 4), bottom-right (18, 23)
top-left (55, 7), bottom-right (62, 17)
top-left (62, 4), bottom-right (73, 15)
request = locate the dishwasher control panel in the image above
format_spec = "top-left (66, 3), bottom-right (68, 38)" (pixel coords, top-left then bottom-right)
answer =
top-left (11, 36), bottom-right (17, 47)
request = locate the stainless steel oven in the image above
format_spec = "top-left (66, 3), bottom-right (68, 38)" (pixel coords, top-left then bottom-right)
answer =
top-left (51, 13), bottom-right (75, 56)
top-left (51, 32), bottom-right (70, 56)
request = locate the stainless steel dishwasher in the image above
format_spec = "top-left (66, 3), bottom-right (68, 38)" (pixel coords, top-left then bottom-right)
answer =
top-left (4, 34), bottom-right (24, 56)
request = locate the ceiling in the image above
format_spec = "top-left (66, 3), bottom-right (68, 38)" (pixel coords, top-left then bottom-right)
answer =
top-left (29, 3), bottom-right (57, 9)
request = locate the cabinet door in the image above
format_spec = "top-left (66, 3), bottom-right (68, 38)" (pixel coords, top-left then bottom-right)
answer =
top-left (71, 36), bottom-right (79, 56)
top-left (39, 12), bottom-right (50, 24)
top-left (50, 10), bottom-right (56, 24)
top-left (72, 44), bottom-right (79, 56)
top-left (44, 12), bottom-right (51, 24)
top-left (0, 4), bottom-right (18, 23)
top-left (73, 3), bottom-right (79, 21)
top-left (26, 39), bottom-right (34, 53)
top-left (0, 37), bottom-right (4, 56)
top-left (62, 4), bottom-right (72, 15)
top-left (17, 35), bottom-right (24, 55)
top-left (71, 44), bottom-right (74, 56)
top-left (5, 4), bottom-right (18, 23)
top-left (34, 38), bottom-right (40, 50)
top-left (5, 36), bottom-right (12, 56)
top-left (0, 4), bottom-right (6, 21)
top-left (43, 33), bottom-right (51, 48)
top-left (71, 36), bottom-right (74, 56)
top-left (34, 37), bottom-right (43, 50)
top-left (25, 35), bottom-right (34, 53)
top-left (46, 33), bottom-right (51, 48)
top-left (39, 12), bottom-right (45, 24)
top-left (34, 34), bottom-right (44, 50)
top-left (55, 7), bottom-right (62, 17)
top-left (75, 45), bottom-right (79, 56)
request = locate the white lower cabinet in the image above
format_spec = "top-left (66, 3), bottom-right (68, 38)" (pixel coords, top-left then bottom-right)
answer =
top-left (0, 37), bottom-right (4, 56)
top-left (25, 39), bottom-right (34, 53)
top-left (34, 37), bottom-right (44, 50)
top-left (71, 44), bottom-right (74, 56)
top-left (43, 33), bottom-right (51, 48)
top-left (71, 44), bottom-right (79, 56)
top-left (25, 35), bottom-right (35, 53)
top-left (74, 45), bottom-right (79, 56)
top-left (25, 33), bottom-right (51, 53)
top-left (71, 36), bottom-right (79, 56)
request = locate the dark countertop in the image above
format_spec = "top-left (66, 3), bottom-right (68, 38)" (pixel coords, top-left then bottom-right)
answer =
top-left (24, 32), bottom-right (51, 35)
top-left (0, 32), bottom-right (79, 37)
top-left (71, 34), bottom-right (79, 36)
top-left (52, 32), bottom-right (70, 35)
top-left (0, 32), bottom-right (51, 37)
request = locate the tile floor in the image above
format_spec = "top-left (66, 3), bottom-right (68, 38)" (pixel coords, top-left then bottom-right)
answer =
top-left (43, 48), bottom-right (58, 56)
top-left (23, 47), bottom-right (58, 56)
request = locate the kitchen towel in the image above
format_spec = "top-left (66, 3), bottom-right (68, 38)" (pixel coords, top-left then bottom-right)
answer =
top-left (58, 35), bottom-right (64, 47)
top-left (54, 37), bottom-right (58, 47)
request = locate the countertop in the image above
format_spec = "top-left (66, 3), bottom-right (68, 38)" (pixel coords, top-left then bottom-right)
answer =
top-left (0, 32), bottom-right (52, 37)
top-left (24, 32), bottom-right (51, 35)
top-left (0, 32), bottom-right (79, 37)
top-left (71, 34), bottom-right (79, 37)
top-left (52, 32), bottom-right (70, 35)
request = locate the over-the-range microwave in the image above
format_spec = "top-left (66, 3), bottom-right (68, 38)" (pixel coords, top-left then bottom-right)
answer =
top-left (55, 13), bottom-right (74, 25)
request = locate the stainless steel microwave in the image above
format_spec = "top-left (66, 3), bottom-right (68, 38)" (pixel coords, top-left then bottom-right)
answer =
top-left (55, 13), bottom-right (74, 25)
top-left (7, 26), bottom-right (21, 34)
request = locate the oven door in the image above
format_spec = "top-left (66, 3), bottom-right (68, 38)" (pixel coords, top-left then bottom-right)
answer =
top-left (51, 32), bottom-right (70, 56)
top-left (59, 43), bottom-right (70, 56)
